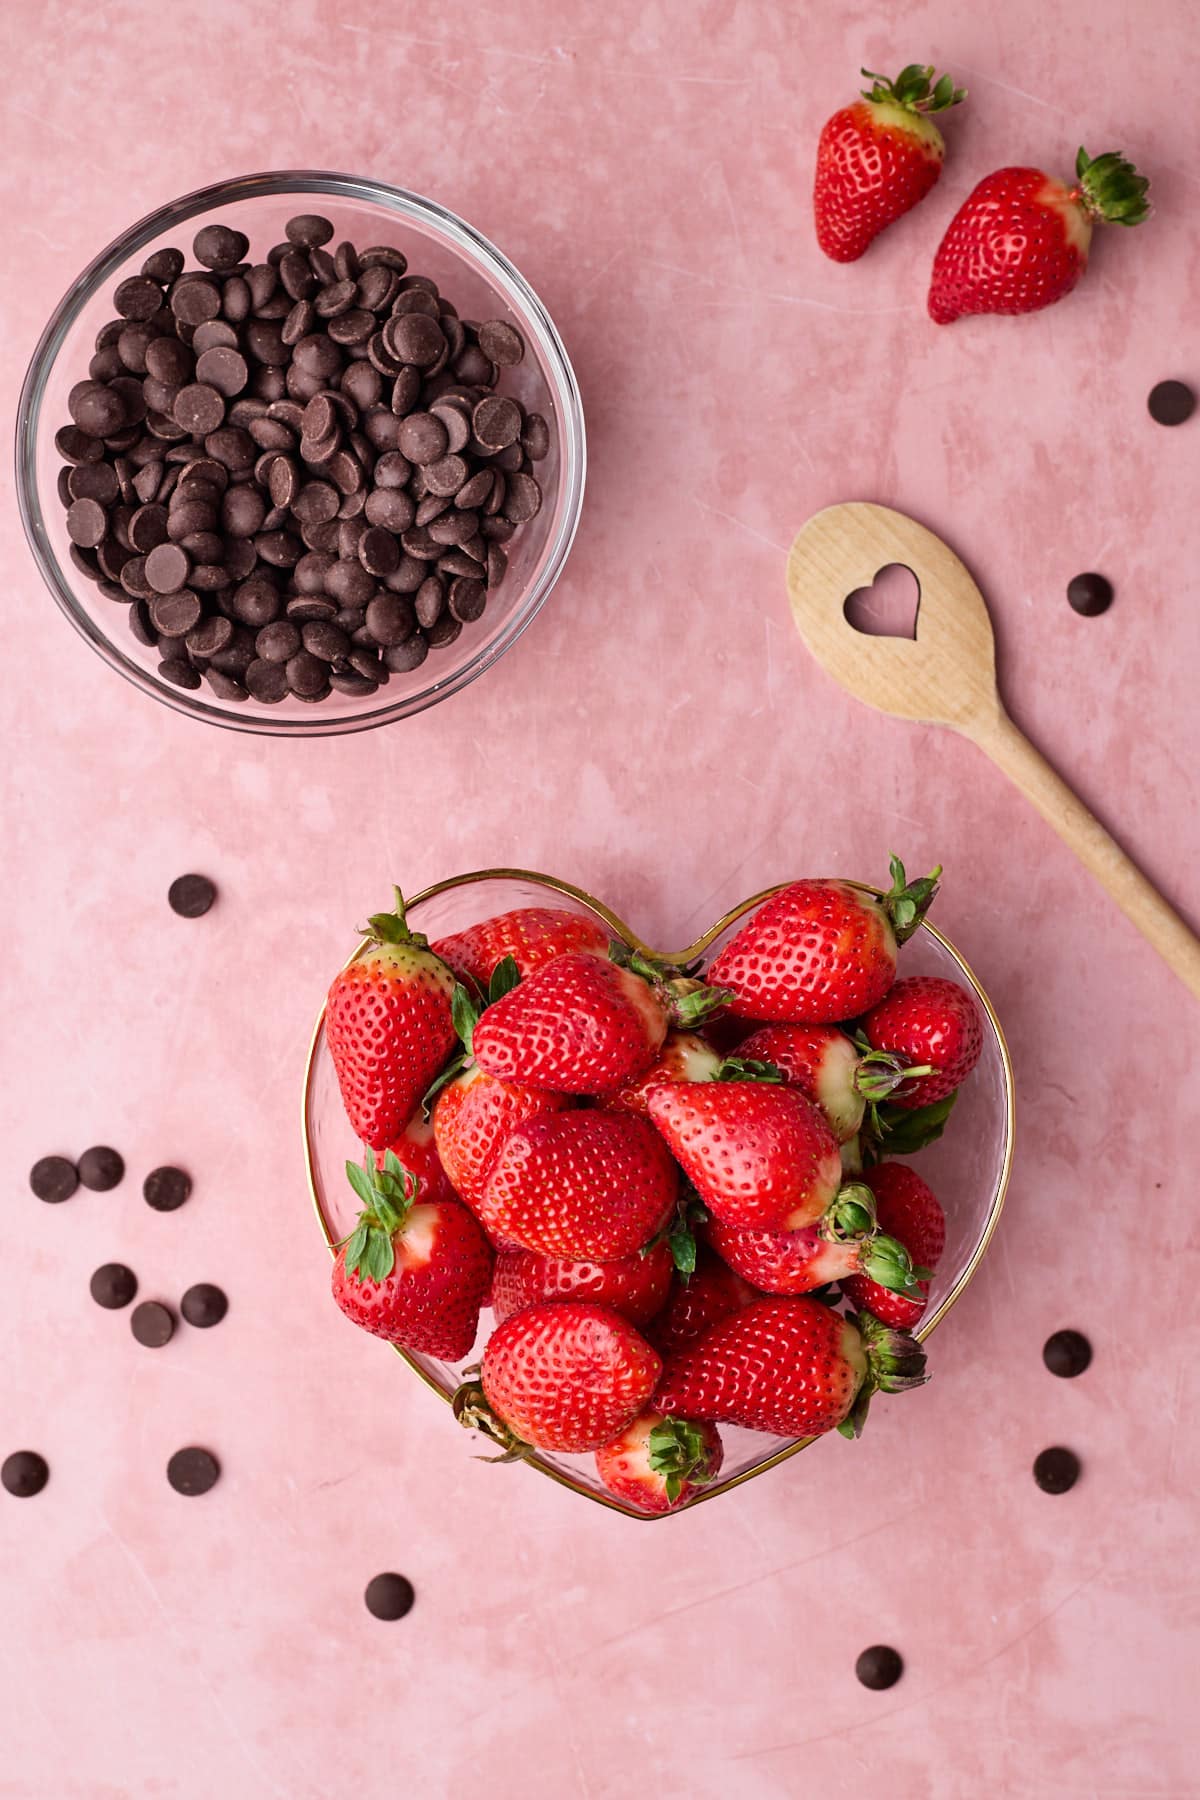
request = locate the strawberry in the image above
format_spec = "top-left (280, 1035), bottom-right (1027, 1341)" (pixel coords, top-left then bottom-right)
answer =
top-left (600, 1031), bottom-right (721, 1119)
top-left (815, 64), bottom-right (965, 263)
top-left (595, 1411), bottom-right (723, 1514)
top-left (734, 1023), bottom-right (933, 1141)
top-left (650, 1247), bottom-right (761, 1355)
top-left (331, 1150), bottom-right (492, 1359)
top-left (705, 1197), bottom-right (920, 1298)
top-left (646, 1077), bottom-right (850, 1232)
top-left (862, 976), bottom-right (982, 1107)
top-left (325, 889), bottom-right (457, 1149)
top-left (705, 858), bottom-right (940, 1023)
top-left (475, 1301), bottom-right (662, 1453)
top-left (432, 906), bottom-right (609, 988)
top-left (843, 1162), bottom-right (945, 1329)
top-left (656, 1296), bottom-right (926, 1439)
top-left (929, 148), bottom-right (1150, 323)
top-left (380, 1112), bottom-right (455, 1206)
top-left (432, 1064), bottom-right (571, 1211)
top-left (492, 1239), bottom-right (674, 1328)
top-left (472, 948), bottom-right (729, 1096)
top-left (479, 1110), bottom-right (677, 1259)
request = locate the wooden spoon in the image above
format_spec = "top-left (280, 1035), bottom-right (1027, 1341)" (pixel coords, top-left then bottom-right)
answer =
top-left (786, 501), bottom-right (1200, 1001)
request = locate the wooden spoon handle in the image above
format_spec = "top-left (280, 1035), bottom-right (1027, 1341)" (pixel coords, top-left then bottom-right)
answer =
top-left (970, 708), bottom-right (1200, 1001)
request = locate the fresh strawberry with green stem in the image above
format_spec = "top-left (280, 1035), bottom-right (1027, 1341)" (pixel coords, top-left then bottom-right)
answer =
top-left (733, 1023), bottom-right (932, 1143)
top-left (466, 1301), bottom-right (662, 1454)
top-left (656, 1296), bottom-right (926, 1439)
top-left (491, 1239), bottom-right (674, 1328)
top-left (326, 889), bottom-right (457, 1150)
top-left (480, 1109), bottom-right (678, 1259)
top-left (928, 148), bottom-right (1150, 323)
top-left (650, 1247), bottom-right (761, 1355)
top-left (706, 857), bottom-right (940, 1024)
top-left (843, 1162), bottom-right (945, 1329)
top-left (600, 1030), bottom-right (722, 1119)
top-left (331, 1150), bottom-right (492, 1359)
top-left (432, 906), bottom-right (610, 988)
top-left (704, 1197), bottom-right (920, 1297)
top-left (433, 1063), bottom-right (572, 1212)
top-left (815, 64), bottom-right (965, 263)
top-left (472, 947), bottom-right (731, 1095)
top-left (862, 976), bottom-right (982, 1107)
top-left (595, 1411), bottom-right (723, 1514)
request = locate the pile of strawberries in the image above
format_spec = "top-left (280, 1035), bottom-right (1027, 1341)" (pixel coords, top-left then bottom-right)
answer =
top-left (324, 859), bottom-right (985, 1514)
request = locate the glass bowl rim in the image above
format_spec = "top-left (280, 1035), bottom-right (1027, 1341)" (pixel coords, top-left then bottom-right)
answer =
top-left (302, 867), bottom-right (1015, 1517)
top-left (15, 169), bottom-right (586, 738)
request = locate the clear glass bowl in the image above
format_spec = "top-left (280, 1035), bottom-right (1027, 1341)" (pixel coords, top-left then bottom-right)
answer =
top-left (15, 172), bottom-right (585, 736)
top-left (304, 870), bottom-right (1014, 1517)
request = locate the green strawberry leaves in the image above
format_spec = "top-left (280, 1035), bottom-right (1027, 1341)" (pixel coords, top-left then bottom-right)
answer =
top-left (361, 885), bottom-right (431, 950)
top-left (422, 957), bottom-right (523, 1115)
top-left (838, 1309), bottom-right (929, 1438)
top-left (649, 1187), bottom-right (709, 1279)
top-left (647, 1416), bottom-right (717, 1503)
top-left (340, 1149), bottom-right (419, 1285)
top-left (1076, 148), bottom-right (1151, 227)
top-left (882, 854), bottom-right (942, 942)
top-left (608, 940), bottom-right (734, 1028)
top-left (866, 1090), bottom-right (957, 1158)
top-left (717, 1056), bottom-right (785, 1084)
top-left (860, 65), bottom-right (966, 114)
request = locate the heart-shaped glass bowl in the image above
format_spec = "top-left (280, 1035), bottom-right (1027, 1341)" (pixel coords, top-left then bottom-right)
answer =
top-left (304, 870), bottom-right (1013, 1518)
top-left (16, 171), bottom-right (585, 736)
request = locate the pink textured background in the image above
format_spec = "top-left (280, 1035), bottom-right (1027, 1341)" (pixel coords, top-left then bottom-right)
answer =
top-left (3, 2), bottom-right (1199, 1795)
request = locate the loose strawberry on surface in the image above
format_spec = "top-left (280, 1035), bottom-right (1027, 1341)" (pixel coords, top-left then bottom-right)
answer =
top-left (596, 1412), bottom-right (724, 1515)
top-left (815, 63), bottom-right (965, 263)
top-left (326, 889), bottom-right (458, 1150)
top-left (706, 857), bottom-right (940, 1023)
top-left (843, 1162), bottom-right (946, 1330)
top-left (475, 1301), bottom-right (663, 1454)
top-left (331, 1150), bottom-right (492, 1360)
top-left (491, 1240), bottom-right (675, 1328)
top-left (432, 905), bottom-right (610, 988)
top-left (928, 148), bottom-right (1150, 323)
top-left (656, 1296), bottom-right (926, 1440)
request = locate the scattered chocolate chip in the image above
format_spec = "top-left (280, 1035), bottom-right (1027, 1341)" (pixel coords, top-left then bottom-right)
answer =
top-left (168, 873), bottom-right (217, 918)
top-left (30, 1155), bottom-right (79, 1204)
top-left (364, 1573), bottom-right (415, 1620)
top-left (131, 1301), bottom-right (176, 1347)
top-left (1067, 572), bottom-right (1113, 617)
top-left (78, 1145), bottom-right (125, 1191)
top-left (1033, 1446), bottom-right (1080, 1494)
top-left (855, 1645), bottom-right (902, 1690)
top-left (181, 1283), bottom-right (228, 1328)
top-left (143, 1166), bottom-right (192, 1213)
top-left (90, 1262), bottom-right (138, 1309)
top-left (167, 1447), bottom-right (220, 1495)
top-left (1147, 379), bottom-right (1195, 426)
top-left (2, 1451), bottom-right (49, 1499)
top-left (1043, 1329), bottom-right (1092, 1378)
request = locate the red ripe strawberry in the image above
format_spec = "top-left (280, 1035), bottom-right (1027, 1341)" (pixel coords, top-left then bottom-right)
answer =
top-left (472, 949), bottom-right (728, 1096)
top-left (595, 1411), bottom-right (723, 1514)
top-left (843, 1162), bottom-right (945, 1329)
top-left (650, 1247), bottom-right (761, 1355)
top-left (478, 1301), bottom-right (662, 1453)
top-left (600, 1031), bottom-right (721, 1119)
top-left (645, 1078), bottom-right (845, 1232)
top-left (815, 64), bottom-right (965, 263)
top-left (656, 1296), bottom-right (926, 1439)
top-left (862, 975), bottom-right (983, 1107)
top-left (331, 1150), bottom-right (492, 1359)
top-left (381, 1112), bottom-right (455, 1206)
top-left (705, 1193), bottom-right (920, 1298)
top-left (326, 889), bottom-right (457, 1150)
top-left (706, 858), bottom-right (940, 1023)
top-left (432, 1064), bottom-right (571, 1210)
top-left (492, 1239), bottom-right (674, 1328)
top-left (480, 1110), bottom-right (677, 1259)
top-left (431, 906), bottom-right (609, 988)
top-left (929, 149), bottom-right (1150, 323)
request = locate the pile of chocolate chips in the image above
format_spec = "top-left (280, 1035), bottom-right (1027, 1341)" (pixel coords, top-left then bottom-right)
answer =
top-left (56, 214), bottom-right (551, 705)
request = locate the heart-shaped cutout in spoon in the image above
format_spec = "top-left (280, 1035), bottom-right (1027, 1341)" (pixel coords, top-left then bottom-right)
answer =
top-left (843, 562), bottom-right (921, 640)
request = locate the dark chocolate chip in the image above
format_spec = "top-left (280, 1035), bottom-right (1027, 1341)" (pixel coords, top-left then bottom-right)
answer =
top-left (181, 1283), bottom-right (228, 1328)
top-left (30, 1155), bottom-right (79, 1204)
top-left (90, 1262), bottom-right (138, 1309)
top-left (1067, 573), bottom-right (1112, 617)
top-left (2, 1451), bottom-right (49, 1499)
top-left (78, 1146), bottom-right (125, 1192)
top-left (131, 1301), bottom-right (175, 1347)
top-left (1033, 1446), bottom-right (1080, 1493)
top-left (286, 214), bottom-right (335, 249)
top-left (1043, 1329), bottom-right (1092, 1378)
top-left (385, 634), bottom-right (429, 673)
top-left (168, 873), bottom-right (216, 918)
top-left (364, 1572), bottom-right (415, 1620)
top-left (167, 1447), bottom-right (220, 1495)
top-left (1147, 380), bottom-right (1195, 426)
top-left (193, 224), bottom-right (250, 271)
top-left (143, 1165), bottom-right (192, 1213)
top-left (855, 1646), bottom-right (903, 1690)
top-left (476, 319), bottom-right (525, 367)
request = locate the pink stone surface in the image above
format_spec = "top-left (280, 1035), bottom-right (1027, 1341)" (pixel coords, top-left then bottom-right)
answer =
top-left (2, 2), bottom-right (1199, 1794)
